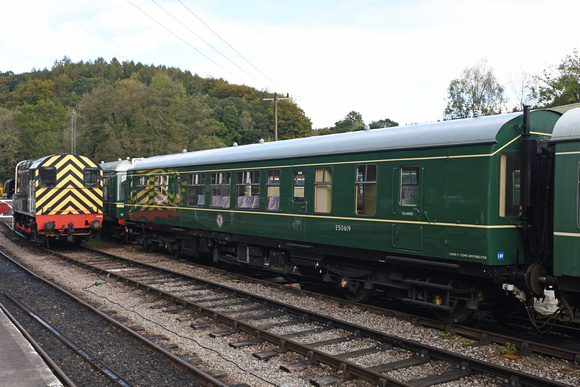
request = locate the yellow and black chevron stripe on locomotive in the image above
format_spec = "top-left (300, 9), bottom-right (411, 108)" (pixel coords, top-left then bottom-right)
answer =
top-left (35, 154), bottom-right (103, 215)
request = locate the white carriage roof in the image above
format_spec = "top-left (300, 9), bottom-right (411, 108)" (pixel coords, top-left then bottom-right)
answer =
top-left (131, 112), bottom-right (522, 171)
top-left (551, 108), bottom-right (580, 143)
top-left (100, 158), bottom-right (145, 172)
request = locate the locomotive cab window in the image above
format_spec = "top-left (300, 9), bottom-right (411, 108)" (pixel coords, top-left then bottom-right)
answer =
top-left (236, 171), bottom-right (260, 209)
top-left (499, 153), bottom-right (521, 217)
top-left (400, 166), bottom-right (419, 206)
top-left (267, 169), bottom-right (280, 211)
top-left (188, 173), bottom-right (206, 207)
top-left (84, 168), bottom-right (99, 188)
top-left (211, 172), bottom-right (231, 209)
top-left (293, 171), bottom-right (305, 202)
top-left (355, 164), bottom-right (376, 215)
top-left (39, 167), bottom-right (57, 188)
top-left (18, 171), bottom-right (31, 193)
top-left (315, 167), bottom-right (332, 213)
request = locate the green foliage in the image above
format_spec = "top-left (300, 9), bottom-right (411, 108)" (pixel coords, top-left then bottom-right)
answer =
top-left (11, 79), bottom-right (57, 107)
top-left (273, 100), bottom-right (312, 140)
top-left (0, 57), bottom-right (314, 174)
top-left (497, 342), bottom-right (517, 356)
top-left (458, 337), bottom-right (475, 345)
top-left (0, 107), bottom-right (19, 181)
top-left (369, 118), bottom-right (398, 129)
top-left (333, 111), bottom-right (365, 133)
top-left (444, 58), bottom-right (505, 120)
top-left (314, 111), bottom-right (399, 136)
top-left (440, 331), bottom-right (453, 340)
top-left (13, 101), bottom-right (69, 159)
top-left (534, 49), bottom-right (580, 108)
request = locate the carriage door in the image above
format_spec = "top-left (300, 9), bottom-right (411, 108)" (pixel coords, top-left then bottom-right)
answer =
top-left (393, 165), bottom-right (423, 251)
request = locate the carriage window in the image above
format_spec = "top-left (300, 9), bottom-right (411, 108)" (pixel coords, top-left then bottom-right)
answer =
top-left (499, 153), bottom-right (521, 217)
top-left (39, 167), bottom-right (57, 188)
top-left (267, 169), bottom-right (280, 211)
top-left (236, 171), bottom-right (260, 209)
top-left (400, 166), bottom-right (419, 206)
top-left (84, 168), bottom-right (99, 188)
top-left (315, 167), bottom-right (332, 213)
top-left (211, 172), bottom-right (231, 208)
top-left (188, 173), bottom-right (206, 207)
top-left (293, 170), bottom-right (305, 203)
top-left (137, 176), bottom-right (148, 188)
top-left (154, 175), bottom-right (169, 205)
top-left (355, 164), bottom-right (376, 215)
top-left (134, 175), bottom-right (149, 204)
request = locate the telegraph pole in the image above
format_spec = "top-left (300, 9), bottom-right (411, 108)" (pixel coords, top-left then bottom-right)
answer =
top-left (263, 92), bottom-right (290, 141)
top-left (71, 108), bottom-right (77, 154)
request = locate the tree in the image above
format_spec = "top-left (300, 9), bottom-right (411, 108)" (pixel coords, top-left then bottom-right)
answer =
top-left (1, 57), bottom-right (317, 161)
top-left (239, 110), bottom-right (256, 144)
top-left (219, 105), bottom-right (242, 145)
top-left (77, 73), bottom-right (221, 161)
top-left (369, 118), bottom-right (398, 129)
top-left (270, 100), bottom-right (312, 140)
top-left (142, 72), bottom-right (188, 155)
top-left (11, 79), bottom-right (57, 106)
top-left (534, 49), bottom-right (580, 108)
top-left (333, 111), bottom-right (364, 133)
top-left (0, 107), bottom-right (19, 181)
top-left (444, 58), bottom-right (505, 120)
top-left (181, 95), bottom-right (222, 151)
top-left (77, 82), bottom-right (134, 160)
top-left (506, 69), bottom-right (537, 111)
top-left (13, 101), bottom-right (69, 159)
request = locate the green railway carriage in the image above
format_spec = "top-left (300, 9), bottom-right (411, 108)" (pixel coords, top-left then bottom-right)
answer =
top-left (551, 109), bottom-right (580, 284)
top-left (13, 154), bottom-right (103, 244)
top-left (123, 108), bottom-right (580, 321)
top-left (100, 158), bottom-right (143, 238)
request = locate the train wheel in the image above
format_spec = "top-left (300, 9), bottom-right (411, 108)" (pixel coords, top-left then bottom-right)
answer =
top-left (341, 280), bottom-right (372, 303)
top-left (436, 299), bottom-right (469, 324)
top-left (144, 241), bottom-right (157, 253)
top-left (169, 243), bottom-right (182, 259)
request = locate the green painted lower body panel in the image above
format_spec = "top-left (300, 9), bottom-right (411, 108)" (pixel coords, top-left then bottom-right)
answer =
top-left (126, 205), bottom-right (524, 267)
top-left (553, 234), bottom-right (580, 277)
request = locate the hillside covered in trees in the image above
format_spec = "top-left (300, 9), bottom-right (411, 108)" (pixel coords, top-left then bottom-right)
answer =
top-left (0, 57), bottom-right (313, 181)
top-left (2, 50), bottom-right (578, 182)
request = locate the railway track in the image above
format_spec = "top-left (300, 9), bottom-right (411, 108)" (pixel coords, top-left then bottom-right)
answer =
top-left (165, 249), bottom-right (580, 364)
top-left (0, 294), bottom-right (131, 387)
top-left (80, 239), bottom-right (580, 365)
top-left (35, 243), bottom-right (574, 386)
top-left (0, 245), bottom-right (229, 386)
top-left (0, 298), bottom-right (75, 386)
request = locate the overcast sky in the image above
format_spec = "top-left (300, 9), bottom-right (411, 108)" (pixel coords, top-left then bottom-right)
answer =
top-left (1, 0), bottom-right (578, 128)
